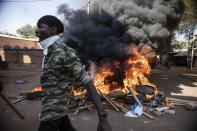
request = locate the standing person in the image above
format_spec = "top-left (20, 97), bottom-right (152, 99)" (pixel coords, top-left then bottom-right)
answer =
top-left (165, 56), bottom-right (171, 71)
top-left (35, 15), bottom-right (111, 131)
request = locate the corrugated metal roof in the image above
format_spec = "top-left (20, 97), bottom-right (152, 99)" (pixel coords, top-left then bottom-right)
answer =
top-left (174, 49), bottom-right (197, 56)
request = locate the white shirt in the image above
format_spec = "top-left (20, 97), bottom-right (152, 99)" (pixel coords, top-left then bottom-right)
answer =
top-left (39, 35), bottom-right (60, 69)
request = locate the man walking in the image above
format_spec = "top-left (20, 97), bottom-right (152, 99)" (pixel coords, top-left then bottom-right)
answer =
top-left (35, 15), bottom-right (111, 131)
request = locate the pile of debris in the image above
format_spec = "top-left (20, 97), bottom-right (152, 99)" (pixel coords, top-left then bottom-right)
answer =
top-left (66, 87), bottom-right (166, 119)
top-left (67, 87), bottom-right (197, 120)
top-left (11, 77), bottom-right (197, 120)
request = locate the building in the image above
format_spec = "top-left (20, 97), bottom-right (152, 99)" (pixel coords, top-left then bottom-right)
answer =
top-left (0, 34), bottom-right (43, 64)
top-left (173, 49), bottom-right (197, 67)
top-left (0, 34), bottom-right (41, 49)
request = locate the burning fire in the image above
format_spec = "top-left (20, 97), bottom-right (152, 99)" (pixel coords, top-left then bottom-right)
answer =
top-left (74, 44), bottom-right (157, 99)
top-left (29, 44), bottom-right (157, 99)
top-left (29, 86), bottom-right (42, 92)
top-left (93, 61), bottom-right (119, 94)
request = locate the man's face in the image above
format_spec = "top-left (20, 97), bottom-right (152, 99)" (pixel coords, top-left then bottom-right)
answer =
top-left (35, 23), bottom-right (54, 42)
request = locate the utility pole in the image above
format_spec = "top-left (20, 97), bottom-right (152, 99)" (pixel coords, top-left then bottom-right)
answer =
top-left (87, 0), bottom-right (90, 14)
top-left (190, 41), bottom-right (194, 70)
top-left (187, 32), bottom-right (194, 70)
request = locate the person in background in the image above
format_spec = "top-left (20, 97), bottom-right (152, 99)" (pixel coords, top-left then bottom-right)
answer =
top-left (165, 56), bottom-right (171, 71)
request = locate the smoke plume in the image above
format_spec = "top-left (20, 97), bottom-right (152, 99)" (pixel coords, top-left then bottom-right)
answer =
top-left (57, 0), bottom-right (184, 65)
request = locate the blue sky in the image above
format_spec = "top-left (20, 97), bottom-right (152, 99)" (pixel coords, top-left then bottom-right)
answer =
top-left (0, 0), bottom-right (92, 34)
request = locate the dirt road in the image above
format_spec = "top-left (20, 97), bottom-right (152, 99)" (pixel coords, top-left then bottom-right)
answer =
top-left (0, 64), bottom-right (197, 131)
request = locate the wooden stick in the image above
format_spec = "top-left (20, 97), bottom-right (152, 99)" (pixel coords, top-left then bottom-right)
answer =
top-left (72, 92), bottom-right (88, 101)
top-left (0, 92), bottom-right (25, 119)
top-left (79, 102), bottom-right (108, 111)
top-left (184, 103), bottom-right (197, 110)
top-left (169, 100), bottom-right (189, 103)
top-left (142, 110), bottom-right (154, 119)
top-left (170, 98), bottom-right (197, 109)
top-left (173, 103), bottom-right (185, 106)
top-left (66, 97), bottom-right (70, 105)
top-left (152, 111), bottom-right (164, 117)
top-left (127, 87), bottom-right (154, 120)
top-left (75, 102), bottom-right (108, 113)
top-left (137, 76), bottom-right (142, 86)
top-left (73, 94), bottom-right (89, 115)
top-left (172, 101), bottom-right (188, 104)
top-left (79, 104), bottom-right (94, 110)
top-left (73, 100), bottom-right (82, 115)
top-left (127, 87), bottom-right (142, 106)
top-left (12, 96), bottom-right (27, 104)
top-left (68, 101), bottom-right (80, 110)
top-left (168, 97), bottom-right (197, 104)
top-left (112, 100), bottom-right (128, 113)
top-left (66, 90), bottom-right (73, 106)
top-left (98, 90), bottom-right (120, 112)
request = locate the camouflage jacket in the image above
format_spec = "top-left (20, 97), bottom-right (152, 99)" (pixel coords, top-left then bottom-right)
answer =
top-left (40, 38), bottom-right (91, 121)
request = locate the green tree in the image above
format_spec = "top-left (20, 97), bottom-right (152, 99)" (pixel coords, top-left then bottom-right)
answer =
top-left (178, 0), bottom-right (197, 37)
top-left (170, 40), bottom-right (188, 51)
top-left (16, 24), bottom-right (37, 39)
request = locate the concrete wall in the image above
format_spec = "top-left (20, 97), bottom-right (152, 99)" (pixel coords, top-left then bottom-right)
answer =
top-left (0, 34), bottom-right (41, 49)
top-left (0, 48), bottom-right (43, 65)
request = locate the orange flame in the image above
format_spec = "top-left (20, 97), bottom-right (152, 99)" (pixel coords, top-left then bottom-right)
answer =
top-left (30, 44), bottom-right (157, 99)
top-left (25, 43), bottom-right (156, 98)
top-left (91, 44), bottom-right (157, 98)
top-left (93, 63), bottom-right (116, 94)
top-left (29, 44), bottom-right (157, 99)
top-left (29, 86), bottom-right (42, 92)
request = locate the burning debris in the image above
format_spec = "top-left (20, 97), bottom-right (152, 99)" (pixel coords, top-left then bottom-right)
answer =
top-left (19, 86), bottom-right (43, 100)
top-left (70, 43), bottom-right (158, 110)
top-left (17, 78), bottom-right (197, 120)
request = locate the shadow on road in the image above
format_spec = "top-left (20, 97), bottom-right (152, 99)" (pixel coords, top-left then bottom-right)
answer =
top-left (150, 64), bottom-right (197, 101)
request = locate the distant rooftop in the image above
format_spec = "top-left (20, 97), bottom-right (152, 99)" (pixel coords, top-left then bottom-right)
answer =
top-left (174, 49), bottom-right (197, 56)
top-left (0, 34), bottom-right (38, 42)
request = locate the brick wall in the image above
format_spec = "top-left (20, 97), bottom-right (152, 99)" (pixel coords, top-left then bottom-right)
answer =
top-left (0, 48), bottom-right (43, 65)
top-left (0, 34), bottom-right (41, 49)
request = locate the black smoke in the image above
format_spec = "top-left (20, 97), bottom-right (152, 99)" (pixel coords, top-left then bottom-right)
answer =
top-left (57, 0), bottom-right (184, 65)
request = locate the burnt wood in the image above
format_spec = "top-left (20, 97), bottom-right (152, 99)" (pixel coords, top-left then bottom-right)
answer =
top-left (107, 91), bottom-right (125, 98)
top-left (20, 91), bottom-right (44, 99)
top-left (136, 76), bottom-right (155, 95)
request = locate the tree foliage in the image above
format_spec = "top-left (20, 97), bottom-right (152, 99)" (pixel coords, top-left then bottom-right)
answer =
top-left (16, 24), bottom-right (37, 39)
top-left (178, 0), bottom-right (197, 36)
top-left (170, 40), bottom-right (188, 51)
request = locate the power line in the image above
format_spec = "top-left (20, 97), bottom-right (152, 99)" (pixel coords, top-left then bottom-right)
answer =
top-left (0, 0), bottom-right (53, 2)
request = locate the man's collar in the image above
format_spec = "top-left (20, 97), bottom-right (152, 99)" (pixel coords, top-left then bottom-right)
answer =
top-left (39, 35), bottom-right (60, 55)
top-left (40, 35), bottom-right (60, 49)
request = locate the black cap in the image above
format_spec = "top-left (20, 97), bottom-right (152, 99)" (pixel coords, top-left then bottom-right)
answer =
top-left (37, 15), bottom-right (64, 33)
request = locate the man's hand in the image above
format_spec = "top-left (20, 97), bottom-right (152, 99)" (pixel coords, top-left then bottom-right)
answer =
top-left (97, 117), bottom-right (112, 131)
